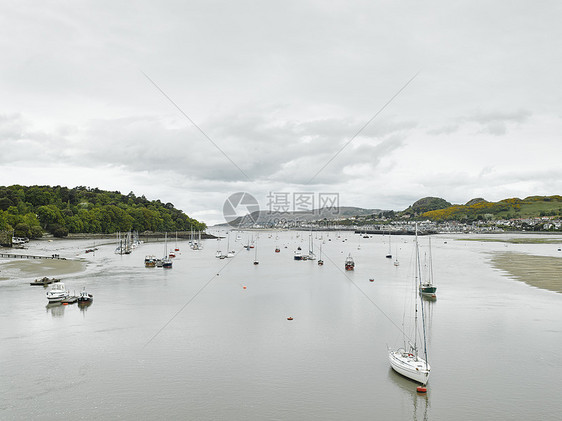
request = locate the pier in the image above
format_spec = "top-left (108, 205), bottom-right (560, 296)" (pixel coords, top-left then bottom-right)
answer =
top-left (0, 253), bottom-right (66, 260)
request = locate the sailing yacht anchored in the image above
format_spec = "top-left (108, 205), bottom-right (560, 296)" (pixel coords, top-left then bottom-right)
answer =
top-left (388, 225), bottom-right (431, 385)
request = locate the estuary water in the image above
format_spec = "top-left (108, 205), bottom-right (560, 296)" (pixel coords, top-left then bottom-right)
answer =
top-left (1, 231), bottom-right (561, 420)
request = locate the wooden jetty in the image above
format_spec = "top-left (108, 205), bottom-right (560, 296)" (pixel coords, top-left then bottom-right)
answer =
top-left (0, 253), bottom-right (66, 260)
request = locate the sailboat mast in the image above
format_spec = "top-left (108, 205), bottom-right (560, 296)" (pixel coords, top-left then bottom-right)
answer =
top-left (428, 236), bottom-right (434, 285)
top-left (414, 226), bottom-right (420, 356)
top-left (416, 224), bottom-right (430, 370)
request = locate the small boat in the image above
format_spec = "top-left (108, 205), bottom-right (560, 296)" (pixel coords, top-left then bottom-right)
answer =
top-left (253, 236), bottom-right (259, 265)
top-left (386, 231), bottom-right (392, 258)
top-left (345, 254), bottom-right (355, 271)
top-left (162, 233), bottom-right (173, 268)
top-left (169, 251), bottom-right (176, 258)
top-left (46, 283), bottom-right (69, 303)
top-left (275, 248), bottom-right (280, 253)
top-left (294, 250), bottom-right (303, 260)
top-left (144, 255), bottom-right (156, 268)
top-left (30, 277), bottom-right (60, 286)
top-left (419, 237), bottom-right (437, 296)
top-left (77, 288), bottom-right (93, 302)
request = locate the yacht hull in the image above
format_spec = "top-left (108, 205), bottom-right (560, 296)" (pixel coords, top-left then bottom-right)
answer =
top-left (388, 349), bottom-right (430, 385)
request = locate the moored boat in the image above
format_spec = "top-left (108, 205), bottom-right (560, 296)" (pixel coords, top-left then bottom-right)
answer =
top-left (345, 254), bottom-right (355, 270)
top-left (30, 277), bottom-right (60, 286)
top-left (388, 224), bottom-right (431, 385)
top-left (145, 255), bottom-right (156, 267)
top-left (46, 283), bottom-right (69, 303)
top-left (77, 287), bottom-right (94, 302)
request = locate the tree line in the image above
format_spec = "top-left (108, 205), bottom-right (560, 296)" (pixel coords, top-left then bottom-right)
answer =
top-left (0, 185), bottom-right (206, 238)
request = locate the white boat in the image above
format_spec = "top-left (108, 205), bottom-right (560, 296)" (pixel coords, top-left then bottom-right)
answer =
top-left (308, 232), bottom-right (316, 260)
top-left (46, 283), bottom-right (69, 303)
top-left (388, 224), bottom-right (431, 385)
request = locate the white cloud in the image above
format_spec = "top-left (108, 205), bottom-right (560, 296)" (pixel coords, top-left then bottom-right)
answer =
top-left (1, 1), bottom-right (562, 225)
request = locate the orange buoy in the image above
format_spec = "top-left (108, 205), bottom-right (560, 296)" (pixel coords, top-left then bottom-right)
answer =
top-left (416, 386), bottom-right (427, 393)
top-left (243, 286), bottom-right (247, 289)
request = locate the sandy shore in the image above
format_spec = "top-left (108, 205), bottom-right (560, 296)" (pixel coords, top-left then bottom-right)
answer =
top-left (490, 252), bottom-right (562, 293)
top-left (0, 258), bottom-right (87, 281)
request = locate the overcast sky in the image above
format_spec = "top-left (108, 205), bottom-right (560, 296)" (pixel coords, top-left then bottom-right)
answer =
top-left (1, 1), bottom-right (561, 225)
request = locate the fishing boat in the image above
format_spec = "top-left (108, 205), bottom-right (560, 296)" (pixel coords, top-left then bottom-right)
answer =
top-left (46, 283), bottom-right (69, 303)
top-left (144, 255), bottom-right (156, 267)
top-left (345, 254), bottom-right (354, 270)
top-left (419, 237), bottom-right (437, 296)
top-left (388, 225), bottom-right (431, 385)
top-left (77, 287), bottom-right (93, 302)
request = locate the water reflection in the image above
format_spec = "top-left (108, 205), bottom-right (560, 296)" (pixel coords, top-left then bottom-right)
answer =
top-left (388, 368), bottom-right (430, 421)
top-left (45, 302), bottom-right (65, 317)
top-left (78, 301), bottom-right (92, 313)
top-left (421, 293), bottom-right (437, 303)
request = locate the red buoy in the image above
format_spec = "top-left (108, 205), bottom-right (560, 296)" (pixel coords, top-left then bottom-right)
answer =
top-left (416, 386), bottom-right (427, 393)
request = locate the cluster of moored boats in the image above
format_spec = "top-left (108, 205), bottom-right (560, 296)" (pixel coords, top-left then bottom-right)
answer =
top-left (43, 282), bottom-right (93, 305)
top-left (145, 232), bottom-right (180, 268)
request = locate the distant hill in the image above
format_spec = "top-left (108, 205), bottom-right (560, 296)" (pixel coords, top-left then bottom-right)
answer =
top-left (421, 195), bottom-right (562, 221)
top-left (402, 197), bottom-right (452, 216)
top-left (465, 198), bottom-right (488, 206)
top-left (216, 206), bottom-right (384, 227)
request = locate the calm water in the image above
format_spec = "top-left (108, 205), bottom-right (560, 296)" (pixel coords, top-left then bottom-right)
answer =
top-left (1, 231), bottom-right (561, 420)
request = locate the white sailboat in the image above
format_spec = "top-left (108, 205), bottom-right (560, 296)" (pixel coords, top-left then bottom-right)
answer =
top-left (388, 225), bottom-right (430, 386)
top-left (308, 232), bottom-right (316, 260)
